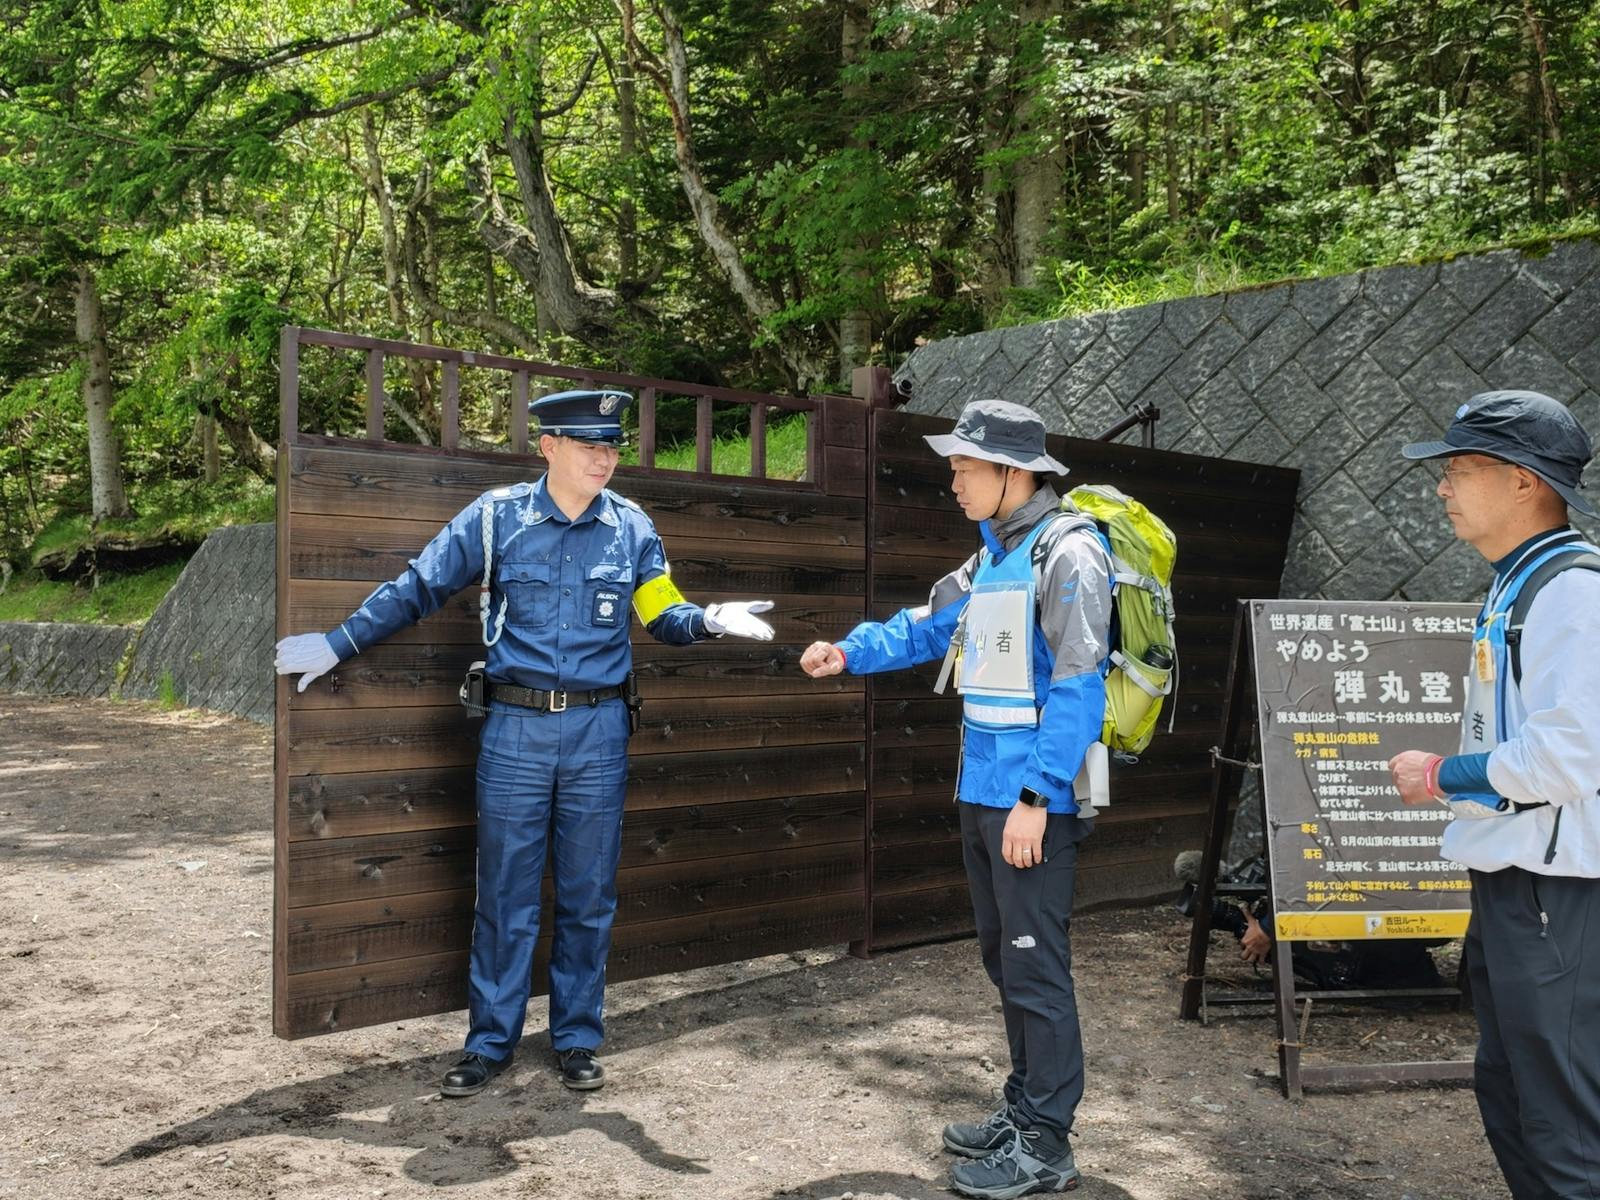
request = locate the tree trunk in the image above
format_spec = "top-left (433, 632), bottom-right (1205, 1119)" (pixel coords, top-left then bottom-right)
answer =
top-left (216, 355), bottom-right (277, 482)
top-left (627, 1), bottom-right (827, 389)
top-left (617, 30), bottom-right (641, 284)
top-left (1522, 0), bottom-right (1577, 216)
top-left (74, 264), bottom-right (132, 521)
top-left (1163, 1), bottom-right (1180, 221)
top-left (837, 0), bottom-right (873, 385)
top-left (358, 110), bottom-right (436, 412)
top-left (1011, 0), bottom-right (1064, 289)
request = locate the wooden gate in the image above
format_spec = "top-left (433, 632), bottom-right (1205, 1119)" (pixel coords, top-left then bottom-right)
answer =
top-left (273, 328), bottom-right (870, 1038)
top-left (273, 328), bottom-right (1298, 1038)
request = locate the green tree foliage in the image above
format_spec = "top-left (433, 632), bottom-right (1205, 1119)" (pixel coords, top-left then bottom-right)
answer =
top-left (0, 0), bottom-right (1596, 570)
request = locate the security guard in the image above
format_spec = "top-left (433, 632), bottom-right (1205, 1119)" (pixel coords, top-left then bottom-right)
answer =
top-left (1389, 390), bottom-right (1600, 1199)
top-left (275, 390), bottom-right (775, 1097)
top-left (801, 400), bottom-right (1112, 1200)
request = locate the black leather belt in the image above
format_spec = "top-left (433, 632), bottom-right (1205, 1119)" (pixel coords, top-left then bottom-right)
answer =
top-left (489, 682), bottom-right (625, 713)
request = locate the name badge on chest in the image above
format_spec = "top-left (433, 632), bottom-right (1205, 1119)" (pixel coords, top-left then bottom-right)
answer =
top-left (1474, 636), bottom-right (1495, 683)
top-left (592, 589), bottom-right (623, 626)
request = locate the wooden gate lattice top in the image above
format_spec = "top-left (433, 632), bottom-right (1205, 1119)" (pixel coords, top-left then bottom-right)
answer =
top-left (278, 325), bottom-right (824, 482)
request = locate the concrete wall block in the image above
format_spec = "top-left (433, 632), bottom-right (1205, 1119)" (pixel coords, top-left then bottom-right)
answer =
top-left (1402, 539), bottom-right (1494, 603)
top-left (1046, 316), bottom-right (1104, 366)
top-left (1341, 406), bottom-right (1444, 498)
top-left (1485, 336), bottom-right (1586, 403)
top-left (1567, 341), bottom-right (1600, 399)
top-left (1161, 293), bottom-right (1224, 346)
top-left (1254, 360), bottom-right (1333, 444)
top-left (1281, 411), bottom-right (1363, 493)
top-left (0, 622), bottom-right (135, 699)
top-left (1323, 352), bottom-right (1411, 440)
top-left (1439, 249), bottom-right (1520, 313)
top-left (1188, 370), bottom-right (1262, 450)
top-left (1225, 419), bottom-right (1293, 466)
top-left (1400, 344), bottom-right (1487, 427)
top-left (1302, 470), bottom-right (1383, 560)
top-left (1519, 239), bottom-right (1600, 301)
top-left (1232, 308), bottom-right (1317, 391)
top-left (1320, 528), bottom-right (1421, 600)
top-left (1104, 302), bottom-right (1164, 354)
top-left (1528, 274), bottom-right (1600, 362)
top-left (1279, 520), bottom-right (1343, 598)
top-left (1290, 273), bottom-right (1362, 332)
top-left (1223, 286), bottom-right (1290, 339)
top-left (1104, 326), bottom-right (1182, 404)
top-left (1375, 467), bottom-right (1457, 562)
top-left (1447, 273), bottom-right (1553, 372)
top-left (1054, 336), bottom-right (1125, 406)
top-left (1298, 299), bottom-right (1389, 387)
top-left (1365, 286), bottom-right (1469, 378)
top-left (1166, 319), bottom-right (1247, 400)
top-left (1362, 261), bottom-right (1439, 319)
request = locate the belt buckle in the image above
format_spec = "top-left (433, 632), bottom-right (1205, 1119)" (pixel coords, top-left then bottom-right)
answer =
top-left (547, 691), bottom-right (567, 714)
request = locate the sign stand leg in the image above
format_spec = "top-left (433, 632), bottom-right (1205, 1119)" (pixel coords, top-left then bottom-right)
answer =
top-left (1180, 603), bottom-right (1255, 1022)
top-left (1273, 939), bottom-right (1304, 1099)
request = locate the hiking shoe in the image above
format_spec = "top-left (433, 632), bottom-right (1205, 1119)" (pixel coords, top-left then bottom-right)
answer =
top-left (440, 1052), bottom-right (511, 1098)
top-left (949, 1127), bottom-right (1080, 1198)
top-left (556, 1047), bottom-right (605, 1090)
top-left (943, 1103), bottom-right (1019, 1158)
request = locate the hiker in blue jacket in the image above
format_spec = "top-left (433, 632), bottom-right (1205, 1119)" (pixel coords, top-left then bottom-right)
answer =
top-left (1389, 390), bottom-right (1600, 1200)
top-left (802, 399), bottom-right (1113, 1200)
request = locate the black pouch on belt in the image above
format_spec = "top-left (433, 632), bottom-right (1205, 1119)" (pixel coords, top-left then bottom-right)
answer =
top-left (459, 660), bottom-right (488, 717)
top-left (622, 670), bottom-right (643, 735)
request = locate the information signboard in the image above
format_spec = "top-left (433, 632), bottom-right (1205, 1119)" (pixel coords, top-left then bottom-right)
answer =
top-left (1250, 599), bottom-right (1478, 942)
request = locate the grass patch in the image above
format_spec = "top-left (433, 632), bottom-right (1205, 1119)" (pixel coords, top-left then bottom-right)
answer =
top-left (623, 412), bottom-right (810, 479)
top-left (0, 562), bottom-right (186, 625)
top-left (27, 472), bottom-right (275, 569)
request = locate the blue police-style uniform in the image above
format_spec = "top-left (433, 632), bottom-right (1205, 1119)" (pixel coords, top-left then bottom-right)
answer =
top-left (324, 394), bottom-right (707, 1066)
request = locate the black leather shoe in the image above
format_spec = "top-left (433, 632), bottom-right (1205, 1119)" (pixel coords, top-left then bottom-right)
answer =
top-left (440, 1052), bottom-right (511, 1098)
top-left (557, 1047), bottom-right (605, 1090)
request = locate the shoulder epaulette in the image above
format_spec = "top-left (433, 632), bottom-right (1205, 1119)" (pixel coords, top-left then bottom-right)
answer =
top-left (606, 488), bottom-right (643, 511)
top-left (486, 482), bottom-right (533, 502)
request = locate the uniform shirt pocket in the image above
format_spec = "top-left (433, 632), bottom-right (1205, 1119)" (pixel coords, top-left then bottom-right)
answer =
top-left (585, 562), bottom-right (634, 629)
top-left (499, 560), bottom-right (554, 627)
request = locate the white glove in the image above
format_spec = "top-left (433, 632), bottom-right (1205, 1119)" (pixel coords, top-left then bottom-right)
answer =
top-left (274, 633), bottom-right (339, 693)
top-left (703, 600), bottom-right (775, 641)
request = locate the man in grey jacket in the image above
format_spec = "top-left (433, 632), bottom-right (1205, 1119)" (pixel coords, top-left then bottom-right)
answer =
top-left (1389, 390), bottom-right (1600, 1200)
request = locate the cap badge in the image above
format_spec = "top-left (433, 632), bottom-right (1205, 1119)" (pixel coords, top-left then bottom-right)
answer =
top-left (599, 394), bottom-right (621, 416)
top-left (1456, 403), bottom-right (1471, 419)
top-left (967, 423), bottom-right (986, 442)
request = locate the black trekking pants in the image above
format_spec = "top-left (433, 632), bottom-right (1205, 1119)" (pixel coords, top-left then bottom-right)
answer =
top-left (961, 801), bottom-right (1091, 1142)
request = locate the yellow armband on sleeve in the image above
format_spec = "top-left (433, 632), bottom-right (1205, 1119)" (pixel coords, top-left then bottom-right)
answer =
top-left (633, 572), bottom-right (687, 625)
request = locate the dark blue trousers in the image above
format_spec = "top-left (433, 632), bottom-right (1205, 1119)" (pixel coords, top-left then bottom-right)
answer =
top-left (464, 699), bottom-right (631, 1061)
top-left (1467, 866), bottom-right (1600, 1200)
top-left (961, 802), bottom-right (1092, 1141)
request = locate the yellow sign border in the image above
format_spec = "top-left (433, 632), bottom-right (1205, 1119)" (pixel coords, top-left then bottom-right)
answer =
top-left (1274, 910), bottom-right (1470, 941)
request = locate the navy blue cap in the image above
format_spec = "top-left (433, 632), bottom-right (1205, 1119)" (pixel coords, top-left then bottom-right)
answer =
top-left (1401, 389), bottom-right (1595, 516)
top-left (531, 389), bottom-right (631, 445)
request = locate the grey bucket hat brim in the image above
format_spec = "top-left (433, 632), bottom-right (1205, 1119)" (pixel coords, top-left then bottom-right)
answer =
top-left (923, 431), bottom-right (1069, 476)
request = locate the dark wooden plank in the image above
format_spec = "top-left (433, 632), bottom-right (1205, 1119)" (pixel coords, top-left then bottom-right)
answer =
top-left (286, 512), bottom-right (866, 595)
top-left (287, 580), bottom-right (868, 644)
top-left (824, 445), bottom-right (868, 498)
top-left (285, 443), bottom-right (842, 527)
top-left (279, 948), bottom-right (470, 1038)
top-left (287, 842), bottom-right (863, 974)
top-left (286, 888), bottom-right (477, 974)
top-left (288, 766), bottom-right (477, 840)
top-left (627, 744), bottom-right (866, 807)
top-left (617, 791), bottom-right (864, 865)
top-left (823, 394), bottom-right (868, 450)
top-left (287, 638), bottom-right (861, 711)
top-left (288, 827), bottom-right (478, 906)
top-left (289, 694), bottom-right (866, 776)
top-left (873, 836), bottom-right (965, 894)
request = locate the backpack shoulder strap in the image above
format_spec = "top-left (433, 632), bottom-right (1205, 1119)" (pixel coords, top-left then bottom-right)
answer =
top-left (1507, 549), bottom-right (1600, 685)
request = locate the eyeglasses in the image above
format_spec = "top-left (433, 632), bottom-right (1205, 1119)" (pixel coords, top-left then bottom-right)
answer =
top-left (1429, 460), bottom-right (1517, 485)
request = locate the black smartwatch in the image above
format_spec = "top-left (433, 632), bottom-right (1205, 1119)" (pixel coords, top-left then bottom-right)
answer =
top-left (1020, 787), bottom-right (1050, 809)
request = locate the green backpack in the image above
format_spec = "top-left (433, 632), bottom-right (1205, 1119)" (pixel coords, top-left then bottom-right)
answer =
top-left (1066, 484), bottom-right (1178, 757)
